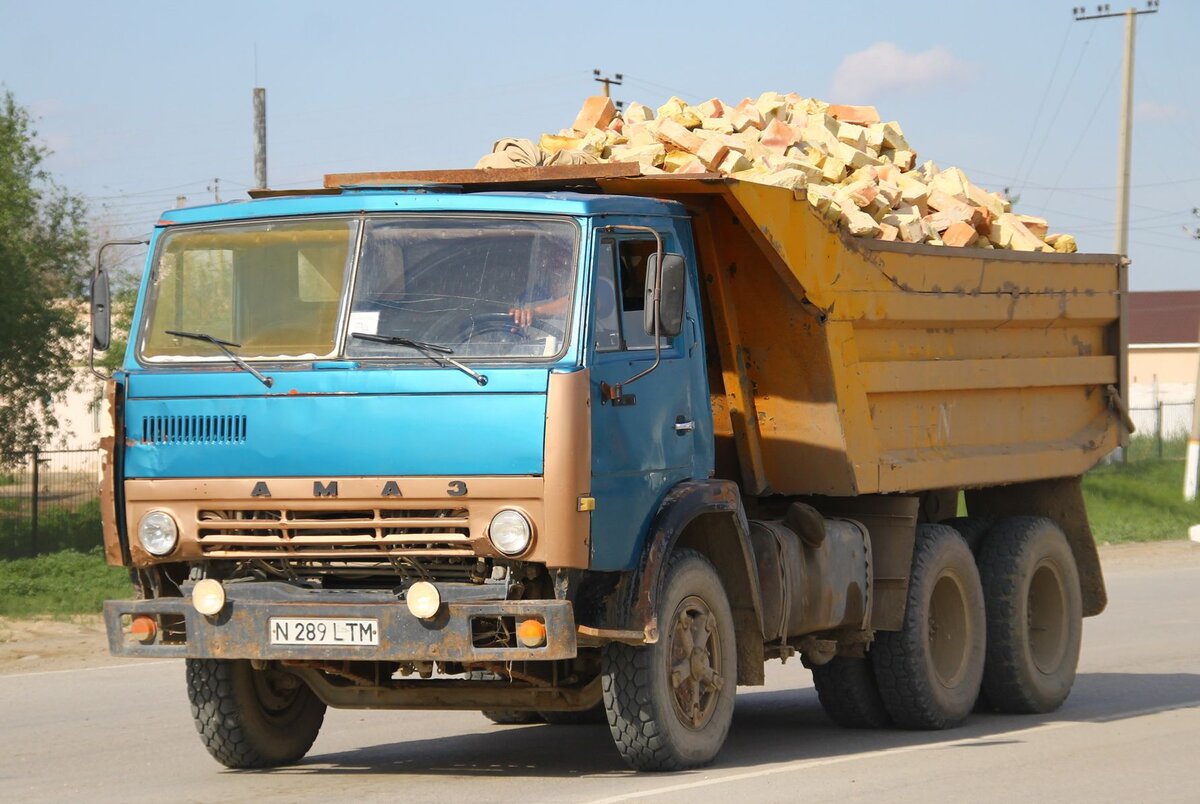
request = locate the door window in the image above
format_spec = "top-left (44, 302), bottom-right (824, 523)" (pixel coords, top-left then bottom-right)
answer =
top-left (592, 236), bottom-right (669, 353)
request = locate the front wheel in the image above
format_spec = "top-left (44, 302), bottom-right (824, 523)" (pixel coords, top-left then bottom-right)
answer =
top-left (187, 659), bottom-right (326, 768)
top-left (602, 549), bottom-right (737, 771)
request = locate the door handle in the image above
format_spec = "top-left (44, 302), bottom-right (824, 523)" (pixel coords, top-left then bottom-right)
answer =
top-left (674, 417), bottom-right (695, 434)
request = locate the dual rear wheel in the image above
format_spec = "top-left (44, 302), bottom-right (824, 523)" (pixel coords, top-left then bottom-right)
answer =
top-left (812, 517), bottom-right (1083, 731)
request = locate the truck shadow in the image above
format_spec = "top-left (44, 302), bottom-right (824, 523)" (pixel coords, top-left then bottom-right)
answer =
top-left (269, 670), bottom-right (1200, 779)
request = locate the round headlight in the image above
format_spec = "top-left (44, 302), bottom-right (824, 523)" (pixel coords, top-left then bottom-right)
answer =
top-left (138, 510), bottom-right (178, 556)
top-left (488, 509), bottom-right (532, 556)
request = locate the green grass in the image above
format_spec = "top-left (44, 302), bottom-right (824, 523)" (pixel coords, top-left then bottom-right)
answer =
top-left (1083, 457), bottom-right (1199, 543)
top-left (0, 547), bottom-right (131, 617)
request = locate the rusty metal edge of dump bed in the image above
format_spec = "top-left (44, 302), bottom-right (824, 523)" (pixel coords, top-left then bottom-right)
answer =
top-left (257, 165), bottom-right (1125, 266)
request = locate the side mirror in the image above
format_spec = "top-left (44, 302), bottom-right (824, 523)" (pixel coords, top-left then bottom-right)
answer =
top-left (91, 269), bottom-right (111, 352)
top-left (642, 253), bottom-right (686, 338)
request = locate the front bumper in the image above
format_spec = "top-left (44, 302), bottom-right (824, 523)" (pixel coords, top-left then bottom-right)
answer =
top-left (104, 582), bottom-right (577, 662)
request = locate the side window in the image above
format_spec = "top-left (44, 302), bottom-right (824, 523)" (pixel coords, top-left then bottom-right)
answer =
top-left (594, 240), bottom-right (622, 351)
top-left (617, 239), bottom-right (659, 350)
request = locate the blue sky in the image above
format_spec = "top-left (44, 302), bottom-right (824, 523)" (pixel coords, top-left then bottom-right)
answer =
top-left (3, 0), bottom-right (1198, 288)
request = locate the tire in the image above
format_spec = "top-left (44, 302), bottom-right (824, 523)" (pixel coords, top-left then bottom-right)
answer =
top-left (940, 516), bottom-right (993, 555)
top-left (467, 671), bottom-right (544, 725)
top-left (872, 524), bottom-right (986, 729)
top-left (811, 654), bottom-right (892, 729)
top-left (978, 517), bottom-right (1082, 714)
top-left (540, 704), bottom-right (607, 725)
top-left (187, 659), bottom-right (326, 768)
top-left (602, 549), bottom-right (737, 771)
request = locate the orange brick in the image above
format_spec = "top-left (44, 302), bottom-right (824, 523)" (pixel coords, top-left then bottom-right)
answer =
top-left (572, 96), bottom-right (617, 133)
top-left (656, 118), bottom-right (705, 155)
top-left (942, 222), bottom-right (979, 247)
top-left (760, 118), bottom-right (800, 152)
top-left (695, 138), bottom-right (729, 170)
top-left (827, 104), bottom-right (881, 124)
top-left (696, 98), bottom-right (725, 118)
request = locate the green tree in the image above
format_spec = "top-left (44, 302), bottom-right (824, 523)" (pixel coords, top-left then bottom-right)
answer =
top-left (0, 90), bottom-right (90, 462)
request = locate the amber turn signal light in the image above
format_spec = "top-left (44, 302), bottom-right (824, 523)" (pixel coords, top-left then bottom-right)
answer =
top-left (130, 615), bottom-right (157, 644)
top-left (516, 618), bottom-right (547, 648)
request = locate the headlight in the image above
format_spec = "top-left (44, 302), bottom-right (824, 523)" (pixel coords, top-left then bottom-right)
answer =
top-left (138, 510), bottom-right (178, 556)
top-left (488, 509), bottom-right (532, 555)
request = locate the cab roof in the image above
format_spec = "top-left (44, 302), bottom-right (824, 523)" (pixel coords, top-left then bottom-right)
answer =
top-left (157, 188), bottom-right (685, 227)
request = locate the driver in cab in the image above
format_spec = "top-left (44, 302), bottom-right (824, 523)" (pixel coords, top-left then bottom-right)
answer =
top-left (508, 238), bottom-right (573, 331)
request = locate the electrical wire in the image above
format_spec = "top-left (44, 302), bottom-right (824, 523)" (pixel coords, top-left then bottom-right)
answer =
top-left (1011, 20), bottom-right (1075, 188)
top-left (1016, 23), bottom-right (1096, 193)
top-left (1037, 60), bottom-right (1122, 216)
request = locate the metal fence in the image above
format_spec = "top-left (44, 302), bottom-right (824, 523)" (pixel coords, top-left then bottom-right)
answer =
top-left (0, 447), bottom-right (103, 558)
top-left (1124, 401), bottom-right (1194, 461)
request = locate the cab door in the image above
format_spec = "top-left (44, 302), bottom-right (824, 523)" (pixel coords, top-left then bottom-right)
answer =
top-left (587, 228), bottom-right (698, 570)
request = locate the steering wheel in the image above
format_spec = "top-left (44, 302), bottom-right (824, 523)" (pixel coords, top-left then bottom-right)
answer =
top-left (451, 312), bottom-right (565, 343)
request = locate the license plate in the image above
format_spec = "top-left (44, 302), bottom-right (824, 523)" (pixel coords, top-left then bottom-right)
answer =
top-left (269, 618), bottom-right (380, 646)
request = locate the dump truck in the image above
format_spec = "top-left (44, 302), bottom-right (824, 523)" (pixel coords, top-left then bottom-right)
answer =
top-left (92, 163), bottom-right (1128, 772)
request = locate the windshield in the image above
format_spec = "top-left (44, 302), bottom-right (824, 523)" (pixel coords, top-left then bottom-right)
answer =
top-left (141, 218), bottom-right (356, 361)
top-left (138, 215), bottom-right (577, 363)
top-left (346, 217), bottom-right (575, 359)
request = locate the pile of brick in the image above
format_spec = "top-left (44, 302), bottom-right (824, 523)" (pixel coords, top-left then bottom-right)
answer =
top-left (476, 93), bottom-right (1076, 253)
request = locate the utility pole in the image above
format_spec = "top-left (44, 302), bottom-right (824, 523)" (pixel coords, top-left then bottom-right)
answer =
top-left (593, 69), bottom-right (624, 107)
top-left (1072, 1), bottom-right (1159, 256)
top-left (207, 178), bottom-right (221, 203)
top-left (175, 195), bottom-right (187, 209)
top-left (253, 87), bottom-right (267, 190)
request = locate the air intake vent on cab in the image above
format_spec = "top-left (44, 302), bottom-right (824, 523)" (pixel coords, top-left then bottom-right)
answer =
top-left (142, 415), bottom-right (247, 445)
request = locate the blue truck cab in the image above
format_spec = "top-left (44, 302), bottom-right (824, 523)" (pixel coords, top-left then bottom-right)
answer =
top-left (98, 182), bottom-right (755, 771)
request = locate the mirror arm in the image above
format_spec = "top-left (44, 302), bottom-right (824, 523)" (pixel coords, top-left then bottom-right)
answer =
top-left (598, 225), bottom-right (663, 404)
top-left (90, 238), bottom-right (149, 382)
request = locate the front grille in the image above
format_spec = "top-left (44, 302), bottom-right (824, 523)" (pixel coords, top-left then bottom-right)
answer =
top-left (142, 415), bottom-right (247, 445)
top-left (196, 506), bottom-right (471, 560)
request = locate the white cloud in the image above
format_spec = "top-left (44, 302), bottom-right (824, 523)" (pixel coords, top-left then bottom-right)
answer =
top-left (830, 42), bottom-right (975, 102)
top-left (1135, 100), bottom-right (1183, 122)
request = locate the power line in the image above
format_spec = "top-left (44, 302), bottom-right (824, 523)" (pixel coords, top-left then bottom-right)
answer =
top-left (1072, 1), bottom-right (1161, 256)
top-left (1014, 20), bottom-right (1096, 193)
top-left (1011, 20), bottom-right (1076, 187)
top-left (1036, 59), bottom-right (1121, 216)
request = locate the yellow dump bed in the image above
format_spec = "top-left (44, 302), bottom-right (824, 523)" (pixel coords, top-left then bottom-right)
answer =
top-left (322, 165), bottom-right (1129, 498)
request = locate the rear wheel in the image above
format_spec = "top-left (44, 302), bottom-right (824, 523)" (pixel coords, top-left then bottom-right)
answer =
top-left (602, 549), bottom-right (737, 771)
top-left (872, 524), bottom-right (986, 729)
top-left (940, 516), bottom-right (992, 555)
top-left (978, 517), bottom-right (1082, 714)
top-left (187, 659), bottom-right (326, 768)
top-left (811, 654), bottom-right (892, 729)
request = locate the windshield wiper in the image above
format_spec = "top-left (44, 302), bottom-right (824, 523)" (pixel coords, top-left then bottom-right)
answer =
top-left (165, 330), bottom-right (274, 388)
top-left (351, 332), bottom-right (488, 387)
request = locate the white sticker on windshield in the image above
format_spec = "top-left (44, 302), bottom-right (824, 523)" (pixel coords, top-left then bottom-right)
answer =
top-left (348, 310), bottom-right (380, 336)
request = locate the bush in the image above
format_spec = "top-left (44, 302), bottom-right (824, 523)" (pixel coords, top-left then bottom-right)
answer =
top-left (0, 498), bottom-right (103, 559)
top-left (0, 547), bottom-right (131, 616)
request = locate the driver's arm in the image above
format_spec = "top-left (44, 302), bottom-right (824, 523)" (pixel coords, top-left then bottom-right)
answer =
top-left (509, 294), bottom-right (568, 329)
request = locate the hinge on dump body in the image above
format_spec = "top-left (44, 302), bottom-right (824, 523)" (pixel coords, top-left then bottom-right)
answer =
top-left (1105, 384), bottom-right (1137, 435)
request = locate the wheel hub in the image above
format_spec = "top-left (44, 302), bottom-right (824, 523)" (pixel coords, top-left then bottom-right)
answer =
top-left (668, 595), bottom-right (725, 729)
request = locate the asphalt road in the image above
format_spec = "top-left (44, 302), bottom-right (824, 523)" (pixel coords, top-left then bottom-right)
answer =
top-left (2, 544), bottom-right (1198, 804)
